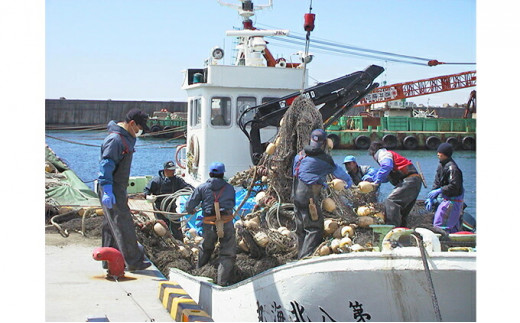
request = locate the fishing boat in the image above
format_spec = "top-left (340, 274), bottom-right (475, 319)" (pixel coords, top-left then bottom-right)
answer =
top-left (146, 109), bottom-right (187, 139)
top-left (169, 228), bottom-right (476, 322)
top-left (152, 1), bottom-right (477, 322)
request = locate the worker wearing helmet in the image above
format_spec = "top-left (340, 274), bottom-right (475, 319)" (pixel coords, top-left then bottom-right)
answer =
top-left (343, 155), bottom-right (378, 205)
top-left (292, 129), bottom-right (353, 259)
top-left (368, 141), bottom-right (422, 228)
top-left (425, 143), bottom-right (465, 233)
top-left (144, 161), bottom-right (193, 240)
top-left (185, 162), bottom-right (236, 286)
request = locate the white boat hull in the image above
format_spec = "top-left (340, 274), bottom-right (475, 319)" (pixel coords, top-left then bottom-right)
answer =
top-left (169, 249), bottom-right (475, 322)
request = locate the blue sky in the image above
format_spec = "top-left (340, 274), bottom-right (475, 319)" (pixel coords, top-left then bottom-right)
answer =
top-left (45, 0), bottom-right (477, 106)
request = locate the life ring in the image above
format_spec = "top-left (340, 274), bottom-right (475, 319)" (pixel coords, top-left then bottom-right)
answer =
top-left (354, 135), bottom-right (371, 150)
top-left (327, 134), bottom-right (340, 149)
top-left (382, 134), bottom-right (398, 149)
top-left (382, 227), bottom-right (441, 252)
top-left (462, 136), bottom-right (476, 150)
top-left (425, 136), bottom-right (441, 150)
top-left (175, 144), bottom-right (187, 169)
top-left (187, 134), bottom-right (200, 171)
top-left (402, 135), bottom-right (418, 150)
top-left (445, 137), bottom-right (459, 149)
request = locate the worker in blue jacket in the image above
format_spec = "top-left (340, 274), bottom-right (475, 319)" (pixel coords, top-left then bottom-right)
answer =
top-left (144, 161), bottom-right (193, 240)
top-left (425, 143), bottom-right (465, 233)
top-left (185, 162), bottom-right (236, 286)
top-left (98, 109), bottom-right (151, 272)
top-left (292, 129), bottom-right (353, 259)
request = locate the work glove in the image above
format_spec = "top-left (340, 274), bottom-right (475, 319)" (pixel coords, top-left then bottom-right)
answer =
top-left (425, 198), bottom-right (434, 211)
top-left (427, 188), bottom-right (442, 200)
top-left (102, 184), bottom-right (116, 209)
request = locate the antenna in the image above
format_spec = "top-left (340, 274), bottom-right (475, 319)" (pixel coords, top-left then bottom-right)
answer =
top-left (217, 0), bottom-right (273, 21)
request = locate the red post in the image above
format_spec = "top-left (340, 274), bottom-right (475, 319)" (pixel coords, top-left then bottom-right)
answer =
top-left (92, 247), bottom-right (125, 278)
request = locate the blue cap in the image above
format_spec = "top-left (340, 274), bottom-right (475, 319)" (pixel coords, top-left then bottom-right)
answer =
top-left (209, 162), bottom-right (225, 174)
top-left (343, 155), bottom-right (356, 164)
top-left (309, 129), bottom-right (327, 148)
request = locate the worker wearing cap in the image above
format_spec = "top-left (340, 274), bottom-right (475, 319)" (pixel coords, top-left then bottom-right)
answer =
top-left (343, 155), bottom-right (378, 205)
top-left (368, 141), bottom-right (422, 228)
top-left (293, 129), bottom-right (353, 259)
top-left (343, 155), bottom-right (377, 185)
top-left (144, 161), bottom-right (193, 240)
top-left (185, 162), bottom-right (236, 286)
top-left (98, 108), bottom-right (152, 271)
top-left (426, 143), bottom-right (465, 233)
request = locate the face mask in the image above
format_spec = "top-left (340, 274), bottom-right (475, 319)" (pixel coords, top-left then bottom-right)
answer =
top-left (133, 123), bottom-right (143, 137)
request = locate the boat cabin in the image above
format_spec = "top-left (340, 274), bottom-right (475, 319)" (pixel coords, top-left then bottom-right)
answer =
top-left (178, 32), bottom-right (308, 184)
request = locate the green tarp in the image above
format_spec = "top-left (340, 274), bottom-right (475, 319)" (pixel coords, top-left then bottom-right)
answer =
top-left (46, 146), bottom-right (100, 207)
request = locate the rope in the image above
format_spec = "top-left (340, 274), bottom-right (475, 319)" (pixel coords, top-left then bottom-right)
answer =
top-left (233, 167), bottom-right (258, 220)
top-left (265, 203), bottom-right (295, 230)
top-left (300, 0), bottom-right (313, 93)
top-left (45, 134), bottom-right (100, 147)
top-left (50, 212), bottom-right (75, 237)
top-left (46, 124), bottom-right (106, 131)
top-left (411, 232), bottom-right (443, 322)
top-left (113, 277), bottom-right (156, 322)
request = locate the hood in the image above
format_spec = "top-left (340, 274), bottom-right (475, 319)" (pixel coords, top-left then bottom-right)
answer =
top-left (106, 120), bottom-right (135, 143)
top-left (303, 145), bottom-right (324, 156)
top-left (302, 145), bottom-right (335, 166)
top-left (373, 148), bottom-right (387, 162)
top-left (208, 177), bottom-right (227, 191)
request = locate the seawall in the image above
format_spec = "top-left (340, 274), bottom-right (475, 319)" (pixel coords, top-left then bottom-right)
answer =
top-left (46, 99), bottom-right (187, 126)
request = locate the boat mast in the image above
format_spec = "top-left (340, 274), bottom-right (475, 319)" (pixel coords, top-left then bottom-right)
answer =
top-left (218, 1), bottom-right (289, 67)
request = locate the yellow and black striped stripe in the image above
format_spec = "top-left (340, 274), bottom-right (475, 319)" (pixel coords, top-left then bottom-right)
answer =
top-left (158, 281), bottom-right (213, 322)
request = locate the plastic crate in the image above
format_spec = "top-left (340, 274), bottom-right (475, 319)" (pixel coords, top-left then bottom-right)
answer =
top-left (127, 176), bottom-right (153, 194)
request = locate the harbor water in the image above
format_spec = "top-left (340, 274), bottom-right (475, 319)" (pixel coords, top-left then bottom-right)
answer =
top-left (45, 129), bottom-right (476, 218)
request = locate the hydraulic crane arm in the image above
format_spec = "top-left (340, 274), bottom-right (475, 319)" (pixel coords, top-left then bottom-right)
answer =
top-left (238, 64), bottom-right (384, 164)
top-left (357, 70), bottom-right (476, 106)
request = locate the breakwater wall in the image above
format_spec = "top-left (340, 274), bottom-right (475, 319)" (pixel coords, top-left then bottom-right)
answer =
top-left (46, 99), bottom-right (466, 126)
top-left (46, 99), bottom-right (187, 126)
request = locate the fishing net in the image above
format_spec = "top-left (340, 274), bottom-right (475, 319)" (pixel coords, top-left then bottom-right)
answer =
top-left (262, 95), bottom-right (323, 203)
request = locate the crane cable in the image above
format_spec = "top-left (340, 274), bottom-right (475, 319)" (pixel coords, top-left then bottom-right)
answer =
top-left (262, 23), bottom-right (475, 67)
top-left (300, 0), bottom-right (315, 93)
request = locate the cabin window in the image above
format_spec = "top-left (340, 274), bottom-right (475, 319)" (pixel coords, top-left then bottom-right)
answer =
top-left (189, 98), bottom-right (201, 127)
top-left (236, 96), bottom-right (256, 126)
top-left (210, 97), bottom-right (231, 126)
